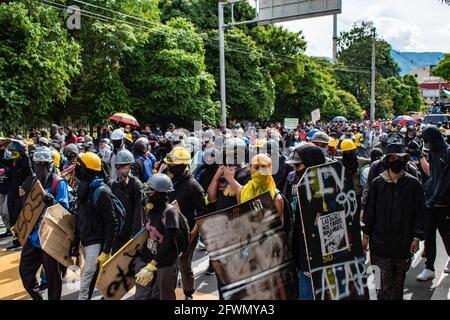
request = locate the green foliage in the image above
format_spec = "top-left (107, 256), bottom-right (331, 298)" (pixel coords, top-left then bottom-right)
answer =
top-left (433, 53), bottom-right (450, 81)
top-left (205, 28), bottom-right (275, 121)
top-left (0, 1), bottom-right (80, 132)
top-left (124, 18), bottom-right (218, 125)
top-left (336, 21), bottom-right (422, 118)
top-left (336, 22), bottom-right (401, 109)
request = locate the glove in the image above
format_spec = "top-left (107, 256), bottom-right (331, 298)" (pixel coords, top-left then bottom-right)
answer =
top-left (11, 227), bottom-right (18, 241)
top-left (65, 242), bottom-right (80, 260)
top-left (43, 193), bottom-right (56, 206)
top-left (135, 263), bottom-right (158, 287)
top-left (96, 252), bottom-right (111, 266)
top-left (411, 149), bottom-right (423, 159)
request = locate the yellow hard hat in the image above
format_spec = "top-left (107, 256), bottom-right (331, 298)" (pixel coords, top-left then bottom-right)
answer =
top-left (255, 138), bottom-right (266, 148)
top-left (164, 147), bottom-right (191, 165)
top-left (79, 152), bottom-right (102, 172)
top-left (124, 133), bottom-right (133, 142)
top-left (328, 138), bottom-right (338, 148)
top-left (340, 139), bottom-right (357, 152)
top-left (51, 149), bottom-right (61, 168)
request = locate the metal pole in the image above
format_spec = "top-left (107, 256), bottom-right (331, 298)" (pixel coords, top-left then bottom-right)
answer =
top-left (219, 1), bottom-right (227, 128)
top-left (332, 14), bottom-right (337, 62)
top-left (370, 27), bottom-right (376, 122)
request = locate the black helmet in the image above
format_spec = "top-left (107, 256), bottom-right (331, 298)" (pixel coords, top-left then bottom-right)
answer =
top-left (133, 137), bottom-right (149, 155)
top-left (144, 173), bottom-right (174, 193)
top-left (286, 144), bottom-right (325, 168)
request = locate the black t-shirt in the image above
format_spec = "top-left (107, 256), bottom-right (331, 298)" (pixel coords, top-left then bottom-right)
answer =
top-left (215, 166), bottom-right (251, 211)
top-left (141, 204), bottom-right (179, 267)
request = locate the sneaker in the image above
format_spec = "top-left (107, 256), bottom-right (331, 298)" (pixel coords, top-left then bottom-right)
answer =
top-left (444, 259), bottom-right (450, 274)
top-left (0, 230), bottom-right (12, 239)
top-left (185, 295), bottom-right (193, 300)
top-left (197, 241), bottom-right (206, 251)
top-left (6, 240), bottom-right (22, 251)
top-left (205, 262), bottom-right (215, 275)
top-left (416, 268), bottom-right (435, 281)
top-left (39, 282), bottom-right (48, 292)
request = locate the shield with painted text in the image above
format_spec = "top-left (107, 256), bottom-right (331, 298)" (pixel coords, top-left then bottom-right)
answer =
top-left (297, 161), bottom-right (369, 300)
top-left (196, 192), bottom-right (298, 300)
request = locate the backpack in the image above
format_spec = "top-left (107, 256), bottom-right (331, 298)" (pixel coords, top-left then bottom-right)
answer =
top-left (139, 156), bottom-right (154, 182)
top-left (92, 184), bottom-right (127, 233)
top-left (51, 176), bottom-right (63, 196)
top-left (162, 203), bottom-right (190, 257)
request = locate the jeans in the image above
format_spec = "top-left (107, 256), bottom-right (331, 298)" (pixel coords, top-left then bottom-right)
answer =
top-left (134, 257), bottom-right (179, 300)
top-left (0, 194), bottom-right (9, 230)
top-left (425, 207), bottom-right (450, 271)
top-left (179, 234), bottom-right (199, 297)
top-left (370, 254), bottom-right (411, 300)
top-left (78, 244), bottom-right (102, 300)
top-left (298, 271), bottom-right (314, 300)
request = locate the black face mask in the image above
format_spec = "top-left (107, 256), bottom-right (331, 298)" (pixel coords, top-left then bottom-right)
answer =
top-left (168, 164), bottom-right (187, 180)
top-left (112, 140), bottom-right (123, 151)
top-left (388, 160), bottom-right (406, 174)
top-left (342, 151), bottom-right (358, 174)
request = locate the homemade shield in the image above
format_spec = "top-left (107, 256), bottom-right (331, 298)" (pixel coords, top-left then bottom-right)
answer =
top-left (38, 204), bottom-right (76, 267)
top-left (12, 180), bottom-right (46, 246)
top-left (96, 228), bottom-right (149, 300)
top-left (196, 192), bottom-right (298, 300)
top-left (297, 161), bottom-right (369, 300)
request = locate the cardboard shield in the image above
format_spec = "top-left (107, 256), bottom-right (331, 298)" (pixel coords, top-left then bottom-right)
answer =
top-left (96, 228), bottom-right (149, 300)
top-left (196, 192), bottom-right (298, 300)
top-left (12, 180), bottom-right (46, 246)
top-left (38, 204), bottom-right (76, 267)
top-left (297, 161), bottom-right (369, 300)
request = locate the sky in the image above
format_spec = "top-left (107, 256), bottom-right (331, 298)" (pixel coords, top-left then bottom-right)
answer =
top-left (273, 0), bottom-right (450, 57)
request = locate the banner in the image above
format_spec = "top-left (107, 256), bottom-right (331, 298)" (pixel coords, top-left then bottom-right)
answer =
top-left (39, 204), bottom-right (76, 267)
top-left (12, 180), bottom-right (46, 246)
top-left (311, 109), bottom-right (321, 124)
top-left (297, 161), bottom-right (369, 300)
top-left (196, 192), bottom-right (298, 300)
top-left (284, 118), bottom-right (299, 130)
top-left (96, 228), bottom-right (149, 300)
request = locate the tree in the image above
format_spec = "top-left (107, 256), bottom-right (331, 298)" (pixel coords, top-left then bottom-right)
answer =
top-left (336, 22), bottom-right (401, 109)
top-left (159, 0), bottom-right (255, 31)
top-left (62, 0), bottom-right (160, 127)
top-left (204, 28), bottom-right (275, 121)
top-left (433, 53), bottom-right (450, 81)
top-left (123, 18), bottom-right (218, 126)
top-left (0, 1), bottom-right (80, 132)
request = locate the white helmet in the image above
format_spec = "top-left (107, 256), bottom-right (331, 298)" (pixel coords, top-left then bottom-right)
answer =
top-left (111, 129), bottom-right (125, 141)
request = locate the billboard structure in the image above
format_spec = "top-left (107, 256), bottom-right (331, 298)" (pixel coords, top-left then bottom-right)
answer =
top-left (258, 0), bottom-right (342, 24)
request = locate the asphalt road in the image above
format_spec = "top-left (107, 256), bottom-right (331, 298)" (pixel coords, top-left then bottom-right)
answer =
top-left (0, 219), bottom-right (448, 300)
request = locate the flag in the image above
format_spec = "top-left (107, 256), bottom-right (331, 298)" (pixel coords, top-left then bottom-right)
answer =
top-left (444, 88), bottom-right (450, 98)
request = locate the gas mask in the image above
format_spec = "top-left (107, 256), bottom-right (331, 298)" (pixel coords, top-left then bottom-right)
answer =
top-left (34, 162), bottom-right (53, 186)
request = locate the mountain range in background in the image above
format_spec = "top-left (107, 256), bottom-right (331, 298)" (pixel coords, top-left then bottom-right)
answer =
top-left (319, 51), bottom-right (445, 76)
top-left (391, 50), bottom-right (445, 76)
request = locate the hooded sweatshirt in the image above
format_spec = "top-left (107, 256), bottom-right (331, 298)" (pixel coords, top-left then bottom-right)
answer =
top-left (421, 126), bottom-right (450, 207)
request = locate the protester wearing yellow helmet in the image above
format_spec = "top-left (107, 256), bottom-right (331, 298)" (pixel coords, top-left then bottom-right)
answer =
top-left (74, 151), bottom-right (118, 300)
top-left (162, 146), bottom-right (208, 300)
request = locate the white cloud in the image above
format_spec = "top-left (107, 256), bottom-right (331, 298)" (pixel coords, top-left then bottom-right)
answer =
top-left (276, 0), bottom-right (450, 57)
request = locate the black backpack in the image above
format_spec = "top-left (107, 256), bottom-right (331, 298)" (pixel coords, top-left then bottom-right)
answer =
top-left (162, 203), bottom-right (190, 257)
